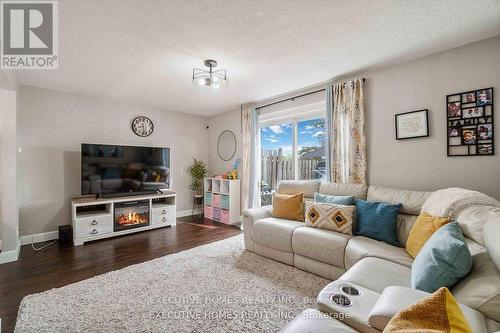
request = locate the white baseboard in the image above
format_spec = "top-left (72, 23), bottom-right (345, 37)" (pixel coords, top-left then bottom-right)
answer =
top-left (20, 231), bottom-right (59, 246)
top-left (176, 208), bottom-right (202, 218)
top-left (0, 239), bottom-right (21, 264)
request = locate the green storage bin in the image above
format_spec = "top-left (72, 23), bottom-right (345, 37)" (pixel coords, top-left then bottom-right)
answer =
top-left (205, 192), bottom-right (213, 206)
top-left (221, 195), bottom-right (230, 210)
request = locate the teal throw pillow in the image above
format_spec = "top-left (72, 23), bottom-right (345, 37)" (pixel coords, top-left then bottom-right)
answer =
top-left (411, 222), bottom-right (472, 293)
top-left (314, 192), bottom-right (354, 206)
top-left (354, 199), bottom-right (402, 246)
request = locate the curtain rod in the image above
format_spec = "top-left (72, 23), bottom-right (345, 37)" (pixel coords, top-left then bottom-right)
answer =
top-left (256, 78), bottom-right (365, 111)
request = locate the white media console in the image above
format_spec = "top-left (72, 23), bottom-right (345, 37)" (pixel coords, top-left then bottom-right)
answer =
top-left (71, 191), bottom-right (176, 246)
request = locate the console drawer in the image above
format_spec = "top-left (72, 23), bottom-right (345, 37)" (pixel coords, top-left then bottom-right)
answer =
top-left (152, 205), bottom-right (175, 225)
top-left (75, 215), bottom-right (113, 238)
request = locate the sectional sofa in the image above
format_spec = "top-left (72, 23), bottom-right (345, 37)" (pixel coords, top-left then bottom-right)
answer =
top-left (242, 180), bottom-right (500, 332)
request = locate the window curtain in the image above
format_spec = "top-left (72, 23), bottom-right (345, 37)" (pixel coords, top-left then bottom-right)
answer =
top-left (325, 78), bottom-right (367, 184)
top-left (241, 104), bottom-right (260, 209)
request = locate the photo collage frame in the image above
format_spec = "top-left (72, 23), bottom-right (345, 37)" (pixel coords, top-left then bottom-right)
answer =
top-left (446, 87), bottom-right (494, 156)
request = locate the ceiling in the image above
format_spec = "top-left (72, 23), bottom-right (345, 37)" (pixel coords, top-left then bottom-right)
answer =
top-left (15, 0), bottom-right (500, 116)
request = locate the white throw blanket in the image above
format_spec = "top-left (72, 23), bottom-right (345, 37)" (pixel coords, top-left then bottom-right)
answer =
top-left (421, 187), bottom-right (500, 220)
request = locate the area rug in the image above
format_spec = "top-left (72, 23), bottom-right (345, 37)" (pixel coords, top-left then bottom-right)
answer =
top-left (15, 235), bottom-right (329, 332)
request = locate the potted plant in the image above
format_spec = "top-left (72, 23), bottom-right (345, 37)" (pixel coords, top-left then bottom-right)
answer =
top-left (186, 158), bottom-right (208, 203)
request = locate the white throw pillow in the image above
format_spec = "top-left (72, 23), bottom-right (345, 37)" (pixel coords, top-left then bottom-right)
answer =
top-left (304, 201), bottom-right (355, 235)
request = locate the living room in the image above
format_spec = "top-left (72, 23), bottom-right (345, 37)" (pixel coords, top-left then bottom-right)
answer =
top-left (1, 1), bottom-right (500, 332)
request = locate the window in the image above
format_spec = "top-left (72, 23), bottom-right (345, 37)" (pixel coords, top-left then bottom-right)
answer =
top-left (259, 107), bottom-right (326, 205)
top-left (297, 118), bottom-right (326, 180)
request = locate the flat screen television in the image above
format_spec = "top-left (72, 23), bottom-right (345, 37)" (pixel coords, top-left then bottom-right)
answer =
top-left (81, 143), bottom-right (170, 196)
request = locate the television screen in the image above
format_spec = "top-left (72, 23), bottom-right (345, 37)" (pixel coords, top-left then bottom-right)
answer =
top-left (81, 143), bottom-right (170, 196)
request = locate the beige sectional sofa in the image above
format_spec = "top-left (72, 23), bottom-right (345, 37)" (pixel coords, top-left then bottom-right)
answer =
top-left (242, 180), bottom-right (500, 333)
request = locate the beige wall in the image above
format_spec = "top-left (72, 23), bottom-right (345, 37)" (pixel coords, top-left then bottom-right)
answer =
top-left (363, 36), bottom-right (499, 198)
top-left (18, 85), bottom-right (209, 235)
top-left (0, 88), bottom-right (19, 252)
top-left (207, 109), bottom-right (242, 176)
top-left (207, 36), bottom-right (500, 199)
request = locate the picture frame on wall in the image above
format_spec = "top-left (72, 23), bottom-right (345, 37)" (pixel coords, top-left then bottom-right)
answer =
top-left (395, 109), bottom-right (429, 140)
top-left (446, 87), bottom-right (494, 156)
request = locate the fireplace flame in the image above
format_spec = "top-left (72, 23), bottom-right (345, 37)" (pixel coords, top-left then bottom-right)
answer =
top-left (117, 210), bottom-right (148, 226)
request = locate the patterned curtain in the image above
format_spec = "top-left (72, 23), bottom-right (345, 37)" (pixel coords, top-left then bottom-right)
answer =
top-left (326, 78), bottom-right (367, 184)
top-left (241, 104), bottom-right (259, 209)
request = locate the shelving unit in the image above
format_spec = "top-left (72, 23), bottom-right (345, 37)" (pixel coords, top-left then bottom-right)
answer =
top-left (203, 178), bottom-right (240, 225)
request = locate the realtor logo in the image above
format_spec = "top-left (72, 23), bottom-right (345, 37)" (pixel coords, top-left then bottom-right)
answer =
top-left (1, 1), bottom-right (58, 69)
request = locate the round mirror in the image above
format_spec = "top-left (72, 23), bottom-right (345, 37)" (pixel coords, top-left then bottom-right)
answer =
top-left (217, 130), bottom-right (237, 161)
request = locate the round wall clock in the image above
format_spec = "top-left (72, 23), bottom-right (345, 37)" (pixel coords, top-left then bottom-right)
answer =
top-left (131, 116), bottom-right (154, 137)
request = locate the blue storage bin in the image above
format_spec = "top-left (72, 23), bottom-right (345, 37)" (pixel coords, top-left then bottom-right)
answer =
top-left (221, 195), bottom-right (230, 210)
top-left (205, 192), bottom-right (212, 206)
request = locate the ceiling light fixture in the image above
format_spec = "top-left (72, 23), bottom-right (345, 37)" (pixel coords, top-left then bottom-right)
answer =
top-left (192, 59), bottom-right (228, 88)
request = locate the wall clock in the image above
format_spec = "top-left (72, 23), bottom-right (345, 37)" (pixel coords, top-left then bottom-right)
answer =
top-left (131, 116), bottom-right (154, 137)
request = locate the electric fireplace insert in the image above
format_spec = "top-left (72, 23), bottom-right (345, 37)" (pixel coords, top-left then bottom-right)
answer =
top-left (114, 200), bottom-right (150, 232)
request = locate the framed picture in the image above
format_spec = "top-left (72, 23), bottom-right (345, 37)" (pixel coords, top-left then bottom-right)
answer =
top-left (462, 107), bottom-right (483, 118)
top-left (395, 109), bottom-right (429, 140)
top-left (447, 102), bottom-right (461, 118)
top-left (446, 87), bottom-right (494, 156)
top-left (462, 128), bottom-right (476, 145)
top-left (477, 88), bottom-right (493, 106)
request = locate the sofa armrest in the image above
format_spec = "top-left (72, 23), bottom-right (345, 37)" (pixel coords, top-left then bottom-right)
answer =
top-left (369, 286), bottom-right (430, 330)
top-left (369, 286), bottom-right (487, 332)
top-left (242, 205), bottom-right (272, 252)
top-left (242, 205), bottom-right (272, 224)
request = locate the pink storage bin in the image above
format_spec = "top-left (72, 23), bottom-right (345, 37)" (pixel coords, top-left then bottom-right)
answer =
top-left (204, 206), bottom-right (213, 219)
top-left (212, 194), bottom-right (220, 207)
top-left (220, 210), bottom-right (230, 224)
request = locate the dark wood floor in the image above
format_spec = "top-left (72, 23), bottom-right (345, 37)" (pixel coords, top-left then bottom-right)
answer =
top-left (0, 217), bottom-right (241, 333)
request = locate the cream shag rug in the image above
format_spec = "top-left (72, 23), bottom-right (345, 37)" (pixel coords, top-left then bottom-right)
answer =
top-left (15, 235), bottom-right (329, 332)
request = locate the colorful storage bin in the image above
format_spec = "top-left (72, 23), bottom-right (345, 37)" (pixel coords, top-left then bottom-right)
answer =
top-left (213, 208), bottom-right (221, 221)
top-left (220, 210), bottom-right (229, 224)
top-left (204, 206), bottom-right (213, 219)
top-left (220, 195), bottom-right (230, 210)
top-left (204, 192), bottom-right (212, 206)
top-left (212, 194), bottom-right (220, 208)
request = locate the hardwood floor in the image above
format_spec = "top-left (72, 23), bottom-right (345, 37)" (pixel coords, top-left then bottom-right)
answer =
top-left (0, 217), bottom-right (241, 333)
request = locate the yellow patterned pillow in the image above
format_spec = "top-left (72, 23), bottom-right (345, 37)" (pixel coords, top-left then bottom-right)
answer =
top-left (272, 192), bottom-right (305, 221)
top-left (406, 212), bottom-right (450, 258)
top-left (304, 202), bottom-right (355, 235)
top-left (383, 287), bottom-right (471, 333)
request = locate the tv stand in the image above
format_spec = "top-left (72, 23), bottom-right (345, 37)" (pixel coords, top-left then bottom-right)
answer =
top-left (71, 191), bottom-right (176, 246)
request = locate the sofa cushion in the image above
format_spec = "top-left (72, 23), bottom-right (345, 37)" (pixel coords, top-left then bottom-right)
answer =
top-left (397, 214), bottom-right (417, 247)
top-left (277, 180), bottom-right (321, 199)
top-left (412, 222), bottom-right (472, 293)
top-left (369, 286), bottom-right (487, 333)
top-left (279, 309), bottom-right (359, 333)
top-left (272, 192), bottom-right (305, 221)
top-left (319, 182), bottom-right (367, 200)
top-left (354, 199), bottom-right (402, 246)
top-left (304, 202), bottom-right (355, 235)
top-left (292, 227), bottom-right (352, 267)
top-left (452, 247), bottom-right (500, 322)
top-left (345, 236), bottom-right (413, 269)
top-left (383, 287), bottom-right (473, 333)
top-left (252, 217), bottom-right (305, 252)
top-left (406, 212), bottom-right (450, 258)
top-left (367, 185), bottom-right (432, 215)
top-left (340, 257), bottom-right (411, 293)
top-left (456, 205), bottom-right (500, 245)
top-left (484, 218), bottom-right (500, 271)
top-left (314, 192), bottom-right (354, 205)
